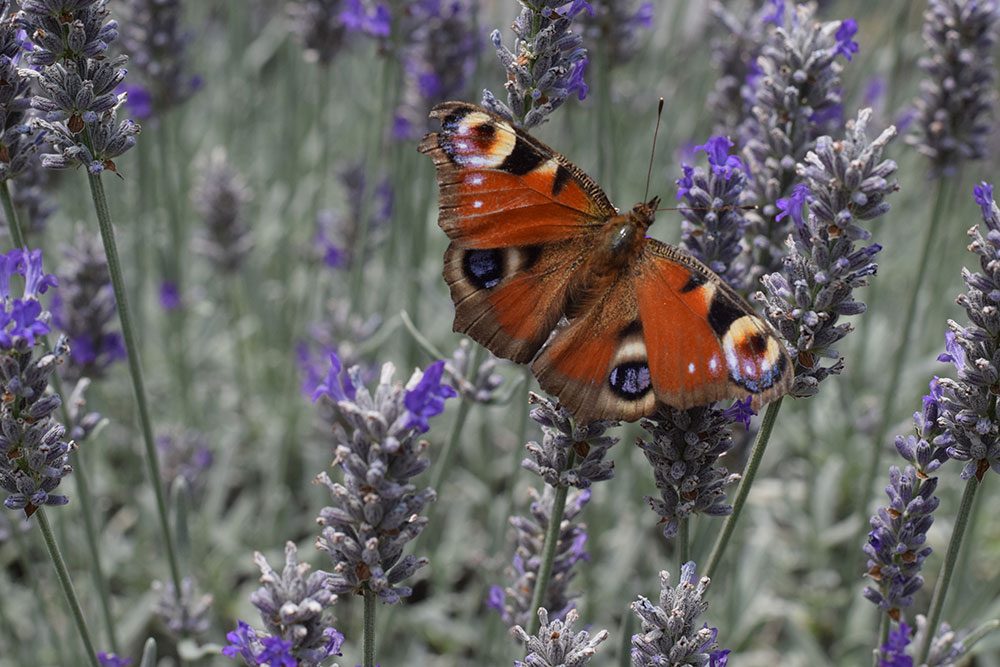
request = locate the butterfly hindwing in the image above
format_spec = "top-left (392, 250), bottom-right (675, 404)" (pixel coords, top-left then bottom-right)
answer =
top-left (418, 102), bottom-right (616, 248)
top-left (532, 241), bottom-right (791, 422)
top-left (443, 238), bottom-right (594, 363)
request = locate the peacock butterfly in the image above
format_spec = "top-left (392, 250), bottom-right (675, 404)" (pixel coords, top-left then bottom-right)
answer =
top-left (418, 101), bottom-right (792, 422)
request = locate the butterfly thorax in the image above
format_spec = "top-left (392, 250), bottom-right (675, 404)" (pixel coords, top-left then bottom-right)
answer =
top-left (597, 197), bottom-right (659, 269)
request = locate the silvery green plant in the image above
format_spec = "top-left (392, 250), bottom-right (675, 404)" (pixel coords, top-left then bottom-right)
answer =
top-left (224, 542), bottom-right (343, 667)
top-left (630, 562), bottom-right (729, 666)
top-left (512, 608), bottom-right (609, 667)
top-left (758, 108), bottom-right (898, 396)
top-left (17, 0), bottom-right (140, 174)
top-left (482, 0), bottom-right (592, 128)
top-left (906, 0), bottom-right (999, 177)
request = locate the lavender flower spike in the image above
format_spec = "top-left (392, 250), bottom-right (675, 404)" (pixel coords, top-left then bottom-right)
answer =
top-left (512, 608), bottom-right (609, 667)
top-left (483, 0), bottom-right (592, 128)
top-left (637, 406), bottom-right (742, 538)
top-left (488, 485), bottom-right (591, 629)
top-left (223, 542), bottom-right (343, 666)
top-left (313, 354), bottom-right (454, 604)
top-left (0, 248), bottom-right (74, 517)
top-left (906, 0), bottom-right (1000, 177)
top-left (862, 466), bottom-right (938, 617)
top-left (932, 181), bottom-right (1000, 480)
top-left (631, 562), bottom-right (726, 666)
top-left (758, 108), bottom-right (898, 397)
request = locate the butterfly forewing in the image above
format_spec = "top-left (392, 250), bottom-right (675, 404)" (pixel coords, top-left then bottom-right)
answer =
top-left (418, 102), bottom-right (616, 248)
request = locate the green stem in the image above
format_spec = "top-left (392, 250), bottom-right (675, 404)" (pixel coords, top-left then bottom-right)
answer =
top-left (87, 170), bottom-right (182, 593)
top-left (677, 519), bottom-right (689, 574)
top-left (528, 461), bottom-right (574, 637)
top-left (857, 179), bottom-right (950, 532)
top-left (916, 474), bottom-right (981, 663)
top-left (0, 181), bottom-right (24, 248)
top-left (705, 397), bottom-right (784, 580)
top-left (873, 614), bottom-right (888, 667)
top-left (363, 586), bottom-right (377, 667)
top-left (37, 509), bottom-right (101, 667)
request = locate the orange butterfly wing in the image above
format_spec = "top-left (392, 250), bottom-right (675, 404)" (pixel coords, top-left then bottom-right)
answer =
top-left (532, 239), bottom-right (791, 423)
top-left (419, 102), bottom-right (613, 362)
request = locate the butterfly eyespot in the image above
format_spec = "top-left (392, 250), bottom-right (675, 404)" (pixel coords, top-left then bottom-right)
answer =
top-left (608, 361), bottom-right (652, 400)
top-left (680, 271), bottom-right (708, 294)
top-left (462, 248), bottom-right (504, 289)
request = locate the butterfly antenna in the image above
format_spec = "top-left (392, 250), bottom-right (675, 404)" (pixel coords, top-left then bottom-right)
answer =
top-left (643, 97), bottom-right (664, 202)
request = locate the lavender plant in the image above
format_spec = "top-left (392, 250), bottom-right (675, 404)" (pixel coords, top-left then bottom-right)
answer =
top-left (758, 108), bottom-right (897, 396)
top-left (287, 0), bottom-right (390, 65)
top-left (224, 542), bottom-right (343, 667)
top-left (676, 135), bottom-right (752, 292)
top-left (482, 0), bottom-right (592, 128)
top-left (0, 248), bottom-right (65, 516)
top-left (51, 226), bottom-right (125, 382)
top-left (631, 563), bottom-right (729, 667)
top-left (488, 485), bottom-right (592, 629)
top-left (310, 352), bottom-right (454, 662)
top-left (392, 0), bottom-right (479, 140)
top-left (512, 608), bottom-right (609, 667)
top-left (192, 149), bottom-right (253, 274)
top-left (120, 0), bottom-right (199, 119)
top-left (905, 0), bottom-right (999, 177)
top-left (736, 4), bottom-right (859, 280)
top-left (578, 0), bottom-right (653, 64)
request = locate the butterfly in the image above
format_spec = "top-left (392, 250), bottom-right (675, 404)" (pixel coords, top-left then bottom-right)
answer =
top-left (418, 101), bottom-right (792, 423)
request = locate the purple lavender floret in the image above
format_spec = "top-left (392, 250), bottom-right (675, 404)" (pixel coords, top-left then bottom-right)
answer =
top-left (0, 248), bottom-right (73, 518)
top-left (0, 1), bottom-right (44, 183)
top-left (862, 466), bottom-right (937, 615)
top-left (482, 0), bottom-right (592, 128)
top-left (758, 109), bottom-right (898, 397)
top-left (906, 0), bottom-right (999, 177)
top-left (931, 182), bottom-right (1000, 480)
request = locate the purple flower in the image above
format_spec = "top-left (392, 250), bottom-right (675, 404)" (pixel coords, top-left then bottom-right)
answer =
top-left (309, 352), bottom-right (357, 404)
top-left (675, 164), bottom-right (695, 201)
top-left (834, 18), bottom-right (859, 61)
top-left (974, 181), bottom-right (995, 221)
top-left (695, 136), bottom-right (743, 179)
top-left (222, 620), bottom-right (259, 662)
top-left (340, 0), bottom-right (390, 37)
top-left (937, 330), bottom-right (965, 370)
top-left (97, 653), bottom-right (132, 667)
top-left (709, 649), bottom-right (731, 666)
top-left (159, 282), bottom-right (181, 310)
top-left (761, 0), bottom-right (785, 26)
top-left (124, 83), bottom-right (151, 113)
top-left (22, 248), bottom-right (57, 299)
top-left (879, 622), bottom-right (913, 667)
top-left (774, 183), bottom-right (811, 229)
top-left (256, 637), bottom-right (296, 667)
top-left (403, 360), bottom-right (457, 433)
top-left (722, 397), bottom-right (754, 429)
top-left (865, 76), bottom-right (886, 109)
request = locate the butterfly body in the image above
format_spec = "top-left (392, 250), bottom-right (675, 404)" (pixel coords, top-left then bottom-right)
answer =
top-left (419, 102), bottom-right (791, 422)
